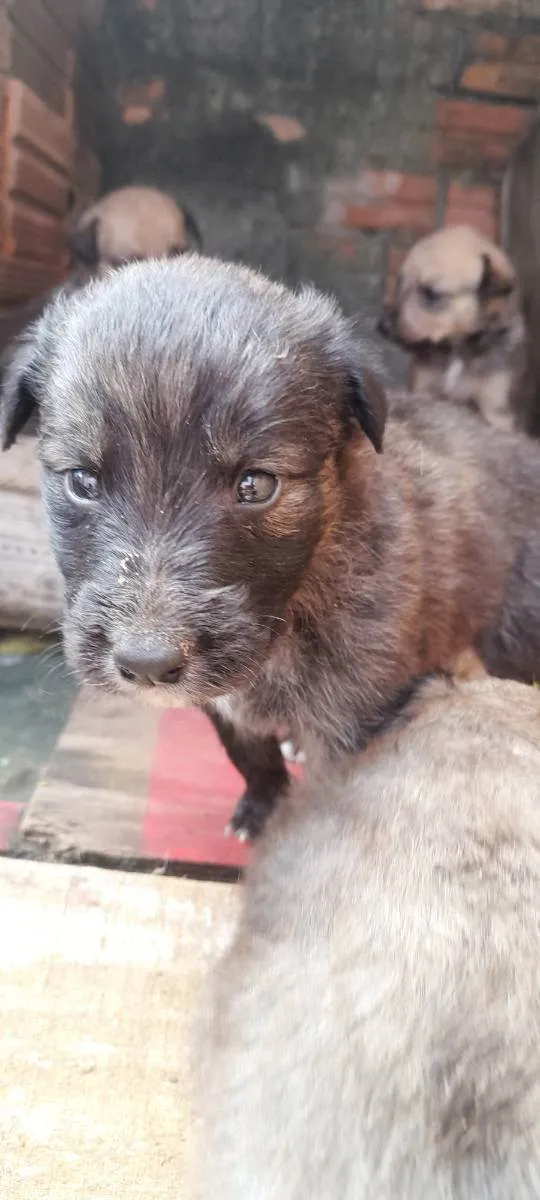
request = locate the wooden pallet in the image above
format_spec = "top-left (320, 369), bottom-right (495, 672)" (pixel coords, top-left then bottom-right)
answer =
top-left (18, 690), bottom-right (263, 870)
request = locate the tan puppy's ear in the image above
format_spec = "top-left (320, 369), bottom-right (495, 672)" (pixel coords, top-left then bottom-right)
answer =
top-left (182, 208), bottom-right (203, 251)
top-left (478, 247), bottom-right (515, 301)
top-left (68, 217), bottom-right (100, 267)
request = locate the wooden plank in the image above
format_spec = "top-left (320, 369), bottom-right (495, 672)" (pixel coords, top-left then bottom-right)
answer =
top-left (7, 143), bottom-right (71, 216)
top-left (0, 436), bottom-right (41, 494)
top-left (0, 253), bottom-right (63, 303)
top-left (0, 857), bottom-right (239, 1198)
top-left (19, 691), bottom-right (256, 869)
top-left (21, 690), bottom-right (162, 859)
top-left (0, 487), bottom-right (63, 629)
top-left (41, 0), bottom-right (78, 38)
top-left (9, 0), bottom-right (72, 75)
top-left (11, 27), bottom-right (68, 116)
top-left (3, 79), bottom-right (72, 170)
top-left (4, 199), bottom-right (65, 262)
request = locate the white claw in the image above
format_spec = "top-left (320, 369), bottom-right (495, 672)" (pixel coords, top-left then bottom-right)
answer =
top-left (280, 739), bottom-right (306, 765)
top-left (237, 829), bottom-right (249, 844)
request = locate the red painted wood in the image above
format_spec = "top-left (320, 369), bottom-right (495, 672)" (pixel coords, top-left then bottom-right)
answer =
top-left (143, 708), bottom-right (251, 868)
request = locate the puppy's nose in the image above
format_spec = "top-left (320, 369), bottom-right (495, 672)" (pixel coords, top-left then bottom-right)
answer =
top-left (114, 637), bottom-right (186, 686)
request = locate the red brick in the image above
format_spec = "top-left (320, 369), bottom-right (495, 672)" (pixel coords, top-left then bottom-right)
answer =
top-left (475, 32), bottom-right (507, 59)
top-left (116, 79), bottom-right (165, 108)
top-left (256, 113), bottom-right (306, 142)
top-left (327, 168), bottom-right (436, 205)
top-left (444, 199), bottom-right (497, 240)
top-left (436, 98), bottom-right (528, 137)
top-left (461, 61), bottom-right (540, 101)
top-left (0, 254), bottom-right (64, 304)
top-left (323, 170), bottom-right (436, 234)
top-left (2, 80), bottom-right (72, 173)
top-left (513, 35), bottom-right (540, 66)
top-left (446, 181), bottom-right (496, 212)
top-left (122, 105), bottom-right (152, 126)
top-left (6, 145), bottom-right (70, 216)
top-left (443, 183), bottom-right (498, 236)
top-left (341, 201), bottom-right (435, 233)
top-left (2, 200), bottom-right (65, 263)
top-left (423, 0), bottom-right (509, 9)
top-left (433, 131), bottom-right (516, 167)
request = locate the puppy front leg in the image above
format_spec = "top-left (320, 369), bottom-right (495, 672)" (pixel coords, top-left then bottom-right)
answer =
top-left (205, 708), bottom-right (289, 841)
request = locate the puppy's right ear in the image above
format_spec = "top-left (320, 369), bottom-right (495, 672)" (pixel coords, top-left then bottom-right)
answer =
top-left (68, 216), bottom-right (99, 267)
top-left (1, 335), bottom-right (42, 450)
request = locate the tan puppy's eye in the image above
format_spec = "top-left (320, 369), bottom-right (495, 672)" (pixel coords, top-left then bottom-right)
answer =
top-left (419, 284), bottom-right (444, 309)
top-left (235, 470), bottom-right (279, 506)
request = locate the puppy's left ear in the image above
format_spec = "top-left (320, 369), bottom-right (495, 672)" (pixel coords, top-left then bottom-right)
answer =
top-left (68, 216), bottom-right (100, 268)
top-left (182, 207), bottom-right (203, 252)
top-left (479, 248), bottom-right (515, 301)
top-left (345, 363), bottom-right (387, 453)
top-left (1, 333), bottom-right (42, 450)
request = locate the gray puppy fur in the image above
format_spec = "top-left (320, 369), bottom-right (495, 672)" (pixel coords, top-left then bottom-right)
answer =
top-left (198, 677), bottom-right (540, 1199)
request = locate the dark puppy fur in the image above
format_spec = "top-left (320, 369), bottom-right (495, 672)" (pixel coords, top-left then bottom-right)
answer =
top-left (3, 256), bottom-right (540, 837)
top-left (198, 677), bottom-right (540, 1199)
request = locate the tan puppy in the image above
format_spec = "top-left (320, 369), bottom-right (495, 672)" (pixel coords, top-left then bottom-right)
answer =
top-left (67, 185), bottom-right (202, 284)
top-left (0, 186), bottom-right (202, 367)
top-left (379, 225), bottom-right (525, 432)
top-left (199, 676), bottom-right (540, 1198)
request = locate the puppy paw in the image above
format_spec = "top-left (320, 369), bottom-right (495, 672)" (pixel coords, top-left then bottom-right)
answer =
top-left (225, 784), bottom-right (282, 842)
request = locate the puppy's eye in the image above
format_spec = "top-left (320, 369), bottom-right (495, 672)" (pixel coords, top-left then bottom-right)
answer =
top-left (64, 468), bottom-right (101, 504)
top-left (235, 470), bottom-right (279, 506)
top-left (419, 284), bottom-right (443, 309)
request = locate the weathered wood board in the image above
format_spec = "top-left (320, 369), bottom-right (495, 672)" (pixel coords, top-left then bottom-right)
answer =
top-left (0, 438), bottom-right (64, 631)
top-left (20, 689), bottom-right (252, 871)
top-left (0, 856), bottom-right (239, 1199)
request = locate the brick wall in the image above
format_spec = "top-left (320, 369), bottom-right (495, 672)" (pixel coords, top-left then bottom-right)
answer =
top-left (0, 0), bottom-right (102, 311)
top-left (89, 0), bottom-right (539, 367)
top-left (8, 0), bottom-right (538, 376)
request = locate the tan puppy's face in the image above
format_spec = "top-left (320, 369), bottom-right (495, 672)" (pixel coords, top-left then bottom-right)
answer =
top-left (378, 225), bottom-right (516, 347)
top-left (68, 186), bottom-right (202, 282)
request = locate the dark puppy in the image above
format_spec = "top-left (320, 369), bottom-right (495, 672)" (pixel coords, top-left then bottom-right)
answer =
top-left (378, 225), bottom-right (525, 432)
top-left (198, 677), bottom-right (540, 1199)
top-left (3, 256), bottom-right (540, 838)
